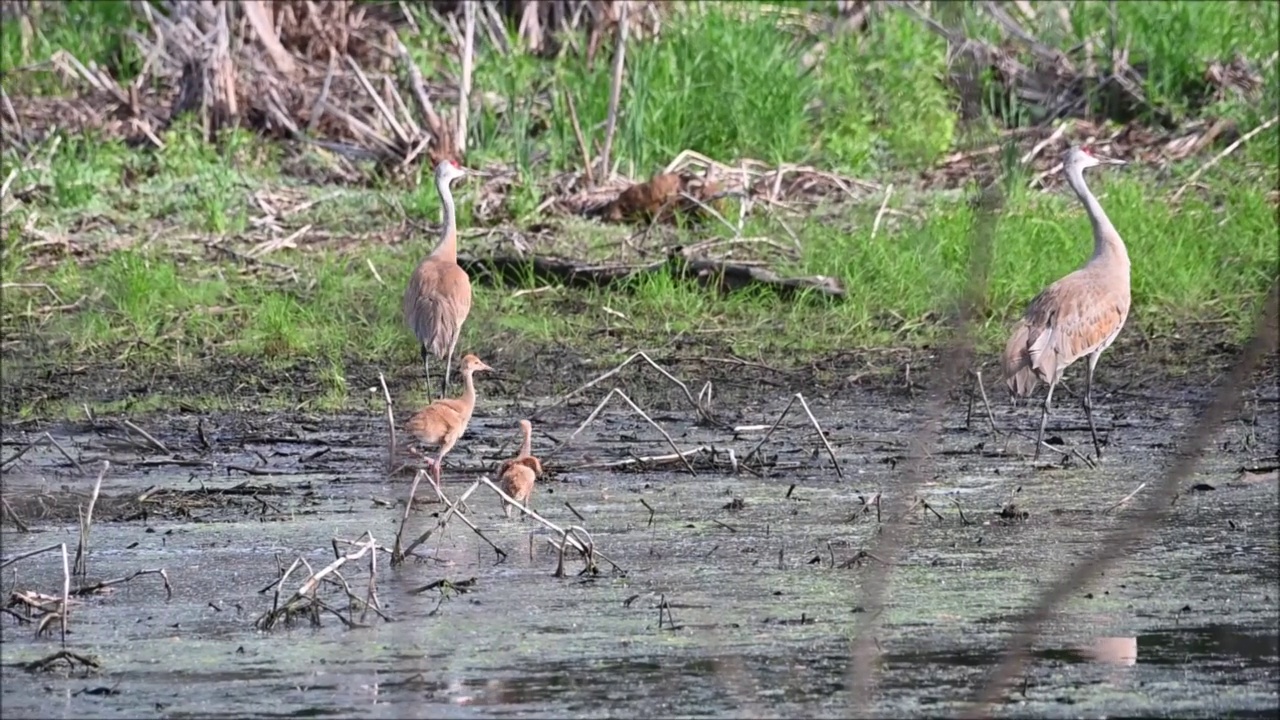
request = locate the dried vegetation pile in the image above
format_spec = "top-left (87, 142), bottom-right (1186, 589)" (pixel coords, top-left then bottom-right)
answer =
top-left (0, 2), bottom-right (1273, 252)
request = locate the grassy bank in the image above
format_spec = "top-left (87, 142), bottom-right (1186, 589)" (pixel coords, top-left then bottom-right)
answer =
top-left (2, 2), bottom-right (1278, 418)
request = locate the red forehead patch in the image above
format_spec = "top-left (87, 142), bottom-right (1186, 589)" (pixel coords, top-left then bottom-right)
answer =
top-left (1081, 146), bottom-right (1094, 156)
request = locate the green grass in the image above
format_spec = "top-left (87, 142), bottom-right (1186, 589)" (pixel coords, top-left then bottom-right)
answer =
top-left (2, 2), bottom-right (1278, 416)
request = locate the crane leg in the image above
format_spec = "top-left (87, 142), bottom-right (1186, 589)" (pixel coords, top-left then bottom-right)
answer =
top-left (1084, 353), bottom-right (1103, 460)
top-left (965, 372), bottom-right (976, 430)
top-left (1034, 382), bottom-right (1056, 461)
top-left (420, 345), bottom-right (433, 399)
top-left (442, 335), bottom-right (460, 398)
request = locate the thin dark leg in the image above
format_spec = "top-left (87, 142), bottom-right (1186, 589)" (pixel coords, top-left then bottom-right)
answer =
top-left (1034, 381), bottom-right (1056, 461)
top-left (1084, 353), bottom-right (1102, 460)
top-left (965, 372), bottom-right (976, 430)
top-left (421, 345), bottom-right (432, 398)
top-left (442, 336), bottom-right (460, 398)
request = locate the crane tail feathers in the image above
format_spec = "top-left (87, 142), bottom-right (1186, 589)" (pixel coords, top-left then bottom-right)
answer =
top-left (1002, 319), bottom-right (1040, 399)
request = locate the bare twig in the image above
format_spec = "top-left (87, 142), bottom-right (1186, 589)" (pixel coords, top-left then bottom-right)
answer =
top-left (1173, 115), bottom-right (1279, 201)
top-left (457, 0), bottom-right (475, 154)
top-left (562, 83), bottom-right (595, 186)
top-left (391, 469), bottom-right (427, 564)
top-left (73, 461), bottom-right (108, 577)
top-left (378, 372), bottom-right (396, 474)
top-left (1102, 482), bottom-right (1147, 514)
top-left (532, 350), bottom-right (714, 425)
top-left (870, 183), bottom-right (894, 239)
top-left (547, 388), bottom-right (697, 475)
top-left (122, 420), bottom-right (168, 454)
top-left (72, 568), bottom-right (173, 599)
top-left (478, 476), bottom-right (626, 574)
top-left (397, 480), bottom-right (482, 562)
top-left (427, 479), bottom-right (506, 562)
top-left (742, 393), bottom-right (844, 479)
top-left (599, 0), bottom-right (629, 181)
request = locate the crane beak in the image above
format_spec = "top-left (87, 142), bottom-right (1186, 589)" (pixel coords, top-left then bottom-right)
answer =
top-left (1099, 155), bottom-right (1127, 166)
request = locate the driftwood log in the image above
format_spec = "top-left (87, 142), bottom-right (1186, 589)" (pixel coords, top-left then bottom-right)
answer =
top-left (457, 249), bottom-right (845, 302)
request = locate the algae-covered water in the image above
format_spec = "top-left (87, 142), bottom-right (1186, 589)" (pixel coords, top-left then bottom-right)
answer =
top-left (2, 383), bottom-right (1277, 718)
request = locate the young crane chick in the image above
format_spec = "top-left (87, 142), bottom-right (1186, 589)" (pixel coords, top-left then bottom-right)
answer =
top-left (404, 354), bottom-right (493, 486)
top-left (497, 419), bottom-right (543, 519)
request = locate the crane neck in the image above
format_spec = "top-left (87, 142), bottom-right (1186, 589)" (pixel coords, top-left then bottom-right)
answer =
top-left (518, 424), bottom-right (531, 458)
top-left (459, 369), bottom-right (477, 419)
top-left (432, 175), bottom-right (458, 263)
top-left (1066, 165), bottom-right (1128, 269)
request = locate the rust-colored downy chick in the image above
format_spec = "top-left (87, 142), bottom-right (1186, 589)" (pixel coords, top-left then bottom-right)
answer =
top-left (404, 354), bottom-right (493, 485)
top-left (497, 419), bottom-right (543, 519)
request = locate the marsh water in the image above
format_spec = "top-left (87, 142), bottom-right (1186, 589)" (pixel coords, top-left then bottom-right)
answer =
top-left (1, 378), bottom-right (1277, 718)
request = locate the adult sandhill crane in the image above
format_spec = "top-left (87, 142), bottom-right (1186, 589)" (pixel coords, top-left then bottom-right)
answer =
top-left (404, 159), bottom-right (472, 399)
top-left (497, 419), bottom-right (543, 519)
top-left (405, 353), bottom-right (493, 486)
top-left (1002, 146), bottom-right (1129, 461)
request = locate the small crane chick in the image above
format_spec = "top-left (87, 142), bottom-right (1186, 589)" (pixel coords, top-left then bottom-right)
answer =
top-left (497, 419), bottom-right (543, 519)
top-left (404, 354), bottom-right (493, 486)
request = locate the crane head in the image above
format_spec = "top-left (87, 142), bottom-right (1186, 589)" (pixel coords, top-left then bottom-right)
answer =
top-left (434, 159), bottom-right (468, 185)
top-left (1064, 145), bottom-right (1124, 172)
top-left (459, 354), bottom-right (494, 375)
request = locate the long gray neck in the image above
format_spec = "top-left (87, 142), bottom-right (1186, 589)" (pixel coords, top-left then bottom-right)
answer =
top-left (432, 175), bottom-right (457, 261)
top-left (1066, 165), bottom-right (1127, 266)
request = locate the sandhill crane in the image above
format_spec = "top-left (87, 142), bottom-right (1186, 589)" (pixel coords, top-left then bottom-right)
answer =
top-left (1002, 146), bottom-right (1129, 461)
top-left (404, 159), bottom-right (473, 399)
top-left (405, 353), bottom-right (493, 486)
top-left (497, 419), bottom-right (543, 518)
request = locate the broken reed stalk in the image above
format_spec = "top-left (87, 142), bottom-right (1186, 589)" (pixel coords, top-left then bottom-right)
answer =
top-left (479, 475), bottom-right (627, 575)
top-left (378, 372), bottom-right (396, 474)
top-left (59, 543), bottom-right (69, 645)
top-left (391, 469), bottom-right (427, 564)
top-left (965, 280), bottom-right (1279, 719)
top-left (427, 478), bottom-right (507, 562)
top-left (599, 0), bottom-right (629, 181)
top-left (0, 542), bottom-right (71, 643)
top-left (741, 393), bottom-right (844, 478)
top-left (457, 0), bottom-right (475, 154)
top-left (532, 350), bottom-right (714, 425)
top-left (397, 480), bottom-right (482, 561)
top-left (562, 82), bottom-right (595, 186)
top-left (73, 460), bottom-right (109, 577)
top-left (965, 370), bottom-right (1000, 435)
top-left (548, 387), bottom-right (697, 475)
top-left (847, 182), bottom-right (1004, 715)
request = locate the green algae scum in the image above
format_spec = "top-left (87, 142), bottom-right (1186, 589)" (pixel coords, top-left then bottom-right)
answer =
top-left (2, 376), bottom-right (1276, 718)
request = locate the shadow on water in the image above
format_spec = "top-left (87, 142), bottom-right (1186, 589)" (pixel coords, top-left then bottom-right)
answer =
top-left (1, 378), bottom-right (1277, 718)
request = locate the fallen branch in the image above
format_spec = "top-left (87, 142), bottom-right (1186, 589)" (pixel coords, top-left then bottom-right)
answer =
top-left (72, 568), bottom-right (173, 599)
top-left (458, 251), bottom-right (846, 303)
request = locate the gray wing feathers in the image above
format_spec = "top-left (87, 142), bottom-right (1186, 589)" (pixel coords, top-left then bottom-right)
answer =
top-left (404, 262), bottom-right (473, 358)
